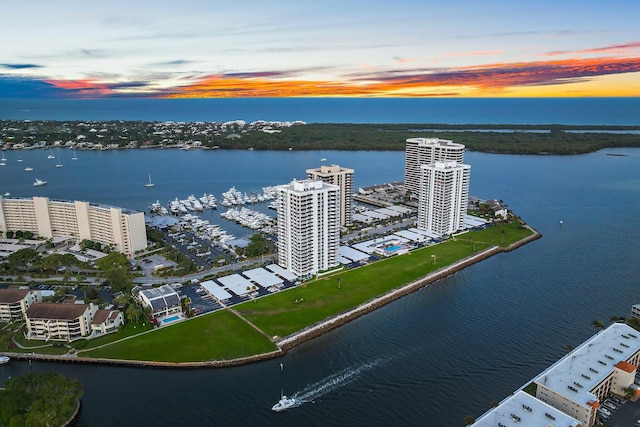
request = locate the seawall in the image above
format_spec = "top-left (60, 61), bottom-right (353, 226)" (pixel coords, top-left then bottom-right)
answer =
top-left (4, 228), bottom-right (541, 369)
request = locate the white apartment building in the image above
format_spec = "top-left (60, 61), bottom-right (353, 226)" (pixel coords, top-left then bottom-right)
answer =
top-left (25, 302), bottom-right (98, 341)
top-left (534, 322), bottom-right (640, 427)
top-left (417, 161), bottom-right (470, 236)
top-left (0, 196), bottom-right (147, 255)
top-left (471, 390), bottom-right (582, 427)
top-left (306, 164), bottom-right (354, 227)
top-left (0, 288), bottom-right (42, 322)
top-left (277, 179), bottom-right (340, 277)
top-left (135, 284), bottom-right (182, 320)
top-left (404, 138), bottom-right (466, 195)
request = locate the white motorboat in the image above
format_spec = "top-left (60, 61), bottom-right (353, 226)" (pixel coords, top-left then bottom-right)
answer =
top-left (0, 355), bottom-right (9, 365)
top-left (33, 178), bottom-right (47, 187)
top-left (271, 395), bottom-right (297, 412)
top-left (25, 166), bottom-right (33, 171)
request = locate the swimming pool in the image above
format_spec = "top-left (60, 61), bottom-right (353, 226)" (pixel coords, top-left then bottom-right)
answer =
top-left (161, 315), bottom-right (181, 325)
top-left (384, 245), bottom-right (401, 253)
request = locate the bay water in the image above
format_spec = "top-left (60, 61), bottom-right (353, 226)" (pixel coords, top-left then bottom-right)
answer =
top-left (1, 146), bottom-right (639, 426)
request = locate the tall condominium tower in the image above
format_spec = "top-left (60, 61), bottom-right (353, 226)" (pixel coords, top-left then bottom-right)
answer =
top-left (417, 161), bottom-right (471, 236)
top-left (306, 164), bottom-right (354, 227)
top-left (0, 196), bottom-right (147, 255)
top-left (276, 179), bottom-right (340, 277)
top-left (404, 138), bottom-right (466, 195)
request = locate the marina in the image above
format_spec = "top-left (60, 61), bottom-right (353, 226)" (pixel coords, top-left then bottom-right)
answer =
top-left (0, 146), bottom-right (638, 426)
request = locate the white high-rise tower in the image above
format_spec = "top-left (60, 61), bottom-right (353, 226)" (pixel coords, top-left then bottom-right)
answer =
top-left (306, 164), bottom-right (354, 227)
top-left (417, 161), bottom-right (471, 236)
top-left (404, 138), bottom-right (465, 196)
top-left (276, 179), bottom-right (340, 277)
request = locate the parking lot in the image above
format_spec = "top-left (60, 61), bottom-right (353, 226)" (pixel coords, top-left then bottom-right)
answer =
top-left (597, 393), bottom-right (640, 426)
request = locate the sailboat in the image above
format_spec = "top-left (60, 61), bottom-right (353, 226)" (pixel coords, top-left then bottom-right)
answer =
top-left (272, 363), bottom-right (297, 412)
top-left (145, 174), bottom-right (155, 188)
top-left (71, 150), bottom-right (78, 160)
top-left (47, 149), bottom-right (55, 159)
top-left (1, 150), bottom-right (7, 161)
top-left (56, 155), bottom-right (63, 168)
top-left (17, 153), bottom-right (23, 162)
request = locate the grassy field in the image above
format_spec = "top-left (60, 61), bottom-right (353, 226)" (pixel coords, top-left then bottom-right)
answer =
top-left (82, 309), bottom-right (277, 362)
top-left (241, 223), bottom-right (534, 337)
top-left (9, 222), bottom-right (534, 363)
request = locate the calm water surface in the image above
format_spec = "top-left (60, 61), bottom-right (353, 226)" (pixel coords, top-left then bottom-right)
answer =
top-left (1, 147), bottom-right (639, 426)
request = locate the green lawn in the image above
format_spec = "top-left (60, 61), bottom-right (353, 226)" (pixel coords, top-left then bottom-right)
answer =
top-left (241, 223), bottom-right (534, 337)
top-left (11, 222), bottom-right (534, 363)
top-left (70, 318), bottom-right (154, 351)
top-left (81, 309), bottom-right (277, 362)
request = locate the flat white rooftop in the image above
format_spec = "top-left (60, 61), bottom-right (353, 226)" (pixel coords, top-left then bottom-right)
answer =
top-left (376, 207), bottom-right (402, 217)
top-left (242, 267), bottom-right (282, 287)
top-left (265, 264), bottom-right (298, 282)
top-left (472, 390), bottom-right (581, 427)
top-left (534, 322), bottom-right (640, 406)
top-left (393, 229), bottom-right (426, 242)
top-left (200, 280), bottom-right (232, 300)
top-left (338, 245), bottom-right (369, 262)
top-left (409, 228), bottom-right (441, 239)
top-left (464, 214), bottom-right (490, 228)
top-left (352, 213), bottom-right (374, 223)
top-left (361, 211), bottom-right (389, 220)
top-left (217, 274), bottom-right (254, 296)
top-left (387, 205), bottom-right (412, 214)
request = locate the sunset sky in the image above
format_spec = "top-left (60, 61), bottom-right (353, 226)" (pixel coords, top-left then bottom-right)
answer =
top-left (2, 0), bottom-right (639, 98)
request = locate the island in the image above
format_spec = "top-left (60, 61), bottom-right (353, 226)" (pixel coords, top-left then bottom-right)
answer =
top-left (1, 120), bottom-right (639, 155)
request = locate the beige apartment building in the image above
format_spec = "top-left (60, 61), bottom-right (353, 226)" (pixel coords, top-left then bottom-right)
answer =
top-left (533, 323), bottom-right (640, 427)
top-left (0, 196), bottom-right (146, 255)
top-left (0, 288), bottom-right (42, 322)
top-left (306, 164), bottom-right (354, 227)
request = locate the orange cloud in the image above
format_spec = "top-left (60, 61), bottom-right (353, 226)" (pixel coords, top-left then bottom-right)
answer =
top-left (30, 53), bottom-right (640, 98)
top-left (163, 56), bottom-right (640, 98)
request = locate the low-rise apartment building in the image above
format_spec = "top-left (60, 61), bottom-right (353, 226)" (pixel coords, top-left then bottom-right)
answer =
top-left (472, 390), bottom-right (582, 427)
top-left (91, 308), bottom-right (125, 335)
top-left (0, 288), bottom-right (42, 322)
top-left (25, 302), bottom-right (98, 341)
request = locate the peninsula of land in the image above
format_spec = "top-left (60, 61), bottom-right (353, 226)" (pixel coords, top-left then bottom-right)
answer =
top-left (2, 120), bottom-right (639, 155)
top-left (3, 221), bottom-right (540, 368)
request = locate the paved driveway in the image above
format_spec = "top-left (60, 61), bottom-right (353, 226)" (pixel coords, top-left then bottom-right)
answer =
top-left (605, 398), bottom-right (640, 427)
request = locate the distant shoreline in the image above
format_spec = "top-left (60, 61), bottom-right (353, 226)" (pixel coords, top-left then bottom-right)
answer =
top-left (2, 120), bottom-right (639, 155)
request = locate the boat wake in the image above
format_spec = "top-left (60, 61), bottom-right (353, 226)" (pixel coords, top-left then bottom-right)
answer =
top-left (288, 359), bottom-right (383, 407)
